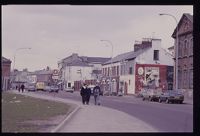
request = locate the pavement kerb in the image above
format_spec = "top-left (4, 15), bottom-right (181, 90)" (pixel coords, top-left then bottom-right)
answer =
top-left (50, 105), bottom-right (81, 132)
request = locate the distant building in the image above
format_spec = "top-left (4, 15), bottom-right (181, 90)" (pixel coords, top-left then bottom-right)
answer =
top-left (58, 53), bottom-right (110, 91)
top-left (102, 38), bottom-right (174, 95)
top-left (10, 69), bottom-right (29, 89)
top-left (172, 13), bottom-right (193, 98)
top-left (2, 57), bottom-right (12, 91)
top-left (33, 69), bottom-right (53, 86)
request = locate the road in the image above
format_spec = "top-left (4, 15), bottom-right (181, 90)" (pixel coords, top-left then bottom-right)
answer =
top-left (33, 90), bottom-right (193, 132)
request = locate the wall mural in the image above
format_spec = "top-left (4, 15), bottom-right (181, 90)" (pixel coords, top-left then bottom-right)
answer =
top-left (144, 67), bottom-right (160, 88)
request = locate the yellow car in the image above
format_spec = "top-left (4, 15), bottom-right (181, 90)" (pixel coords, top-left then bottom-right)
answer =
top-left (36, 82), bottom-right (45, 91)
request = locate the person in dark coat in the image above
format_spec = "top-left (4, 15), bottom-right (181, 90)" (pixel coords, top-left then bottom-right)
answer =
top-left (86, 85), bottom-right (91, 105)
top-left (80, 83), bottom-right (87, 105)
top-left (18, 84), bottom-right (21, 92)
top-left (21, 84), bottom-right (25, 93)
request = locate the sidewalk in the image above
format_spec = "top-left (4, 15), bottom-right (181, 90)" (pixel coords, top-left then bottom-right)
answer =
top-left (9, 90), bottom-right (158, 132)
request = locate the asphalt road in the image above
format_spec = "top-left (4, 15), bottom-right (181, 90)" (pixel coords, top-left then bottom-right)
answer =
top-left (34, 90), bottom-right (193, 132)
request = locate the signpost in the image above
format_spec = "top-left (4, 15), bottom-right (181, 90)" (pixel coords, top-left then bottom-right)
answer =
top-left (52, 69), bottom-right (59, 84)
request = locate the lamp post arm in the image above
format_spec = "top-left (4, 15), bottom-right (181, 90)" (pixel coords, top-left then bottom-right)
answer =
top-left (159, 13), bottom-right (179, 90)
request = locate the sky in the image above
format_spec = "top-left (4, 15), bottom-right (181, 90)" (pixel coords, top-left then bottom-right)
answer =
top-left (2, 5), bottom-right (193, 72)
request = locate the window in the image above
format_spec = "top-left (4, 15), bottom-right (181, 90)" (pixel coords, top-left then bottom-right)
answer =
top-left (184, 40), bottom-right (188, 56)
top-left (68, 83), bottom-right (71, 88)
top-left (178, 70), bottom-right (182, 89)
top-left (121, 64), bottom-right (125, 75)
top-left (153, 50), bottom-right (159, 61)
top-left (120, 65), bottom-right (123, 75)
top-left (129, 67), bottom-right (133, 75)
top-left (183, 70), bottom-right (187, 89)
top-left (178, 41), bottom-right (182, 57)
top-left (113, 66), bottom-right (116, 76)
top-left (117, 66), bottom-right (119, 76)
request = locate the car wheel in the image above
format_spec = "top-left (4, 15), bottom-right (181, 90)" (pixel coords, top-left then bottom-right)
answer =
top-left (142, 97), bottom-right (145, 101)
top-left (149, 97), bottom-right (152, 101)
top-left (159, 98), bottom-right (162, 103)
top-left (179, 101), bottom-right (183, 104)
top-left (166, 99), bottom-right (169, 104)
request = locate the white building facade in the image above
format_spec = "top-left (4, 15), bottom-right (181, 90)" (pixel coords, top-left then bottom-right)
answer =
top-left (102, 38), bottom-right (174, 95)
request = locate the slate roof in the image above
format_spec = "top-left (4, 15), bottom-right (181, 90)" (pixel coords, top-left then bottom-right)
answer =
top-left (2, 57), bottom-right (12, 63)
top-left (84, 57), bottom-right (111, 63)
top-left (184, 13), bottom-right (193, 23)
top-left (172, 13), bottom-right (193, 38)
top-left (168, 46), bottom-right (174, 50)
top-left (103, 47), bottom-right (150, 65)
top-left (34, 69), bottom-right (53, 75)
top-left (67, 59), bottom-right (92, 67)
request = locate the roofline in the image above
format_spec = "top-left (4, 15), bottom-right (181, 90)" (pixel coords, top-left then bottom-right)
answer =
top-left (172, 13), bottom-right (193, 38)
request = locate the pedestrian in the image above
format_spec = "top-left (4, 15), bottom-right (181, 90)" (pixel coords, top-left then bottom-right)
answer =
top-left (21, 84), bottom-right (25, 93)
top-left (86, 85), bottom-right (91, 105)
top-left (18, 84), bottom-right (21, 92)
top-left (93, 83), bottom-right (101, 105)
top-left (80, 83), bottom-right (87, 105)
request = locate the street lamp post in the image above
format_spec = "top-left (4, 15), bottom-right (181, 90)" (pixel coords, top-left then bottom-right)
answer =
top-left (100, 40), bottom-right (113, 95)
top-left (159, 13), bottom-right (179, 90)
top-left (13, 47), bottom-right (31, 71)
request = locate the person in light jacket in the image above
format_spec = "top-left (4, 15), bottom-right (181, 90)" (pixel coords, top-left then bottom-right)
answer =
top-left (93, 83), bottom-right (101, 105)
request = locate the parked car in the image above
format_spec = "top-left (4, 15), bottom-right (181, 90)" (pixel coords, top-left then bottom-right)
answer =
top-left (44, 85), bottom-right (51, 92)
top-left (142, 89), bottom-right (162, 101)
top-left (65, 86), bottom-right (74, 93)
top-left (49, 85), bottom-right (59, 93)
top-left (36, 82), bottom-right (45, 91)
top-left (137, 89), bottom-right (148, 98)
top-left (158, 90), bottom-right (184, 104)
top-left (27, 83), bottom-right (36, 92)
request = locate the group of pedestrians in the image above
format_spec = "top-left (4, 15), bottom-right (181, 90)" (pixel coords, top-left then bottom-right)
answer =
top-left (16, 84), bottom-right (25, 93)
top-left (80, 82), bottom-right (101, 106)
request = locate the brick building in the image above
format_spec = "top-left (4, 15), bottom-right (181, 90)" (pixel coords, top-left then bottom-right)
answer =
top-left (2, 57), bottom-right (12, 91)
top-left (172, 13), bottom-right (193, 98)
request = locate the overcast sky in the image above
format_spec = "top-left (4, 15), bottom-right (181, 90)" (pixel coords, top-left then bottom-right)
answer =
top-left (2, 5), bottom-right (193, 72)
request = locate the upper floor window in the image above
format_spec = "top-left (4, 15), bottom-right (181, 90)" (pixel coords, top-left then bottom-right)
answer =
top-left (178, 41), bottom-right (182, 57)
top-left (184, 40), bottom-right (189, 56)
top-left (129, 67), bottom-right (133, 75)
top-left (117, 66), bottom-right (119, 76)
top-left (153, 50), bottom-right (159, 61)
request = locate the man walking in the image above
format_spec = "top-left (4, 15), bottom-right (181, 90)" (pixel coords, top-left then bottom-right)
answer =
top-left (80, 83), bottom-right (87, 105)
top-left (86, 85), bottom-right (91, 105)
top-left (21, 84), bottom-right (25, 93)
top-left (93, 83), bottom-right (101, 105)
top-left (18, 84), bottom-right (21, 92)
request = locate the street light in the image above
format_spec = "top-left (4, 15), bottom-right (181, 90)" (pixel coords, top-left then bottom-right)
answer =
top-left (100, 40), bottom-right (113, 95)
top-left (159, 13), bottom-right (178, 90)
top-left (13, 47), bottom-right (31, 71)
